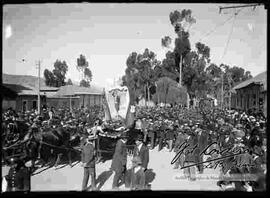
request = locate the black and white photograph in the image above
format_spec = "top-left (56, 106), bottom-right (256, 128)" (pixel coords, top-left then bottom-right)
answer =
top-left (2, 2), bottom-right (267, 192)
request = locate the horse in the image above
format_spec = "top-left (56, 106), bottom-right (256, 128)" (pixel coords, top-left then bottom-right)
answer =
top-left (23, 125), bottom-right (81, 168)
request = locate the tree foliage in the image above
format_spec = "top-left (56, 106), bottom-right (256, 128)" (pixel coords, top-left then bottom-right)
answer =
top-left (44, 69), bottom-right (56, 87)
top-left (121, 8), bottom-right (253, 106)
top-left (80, 79), bottom-right (90, 87)
top-left (122, 48), bottom-right (160, 104)
top-left (66, 78), bottom-right (73, 85)
top-left (76, 54), bottom-right (93, 87)
top-left (44, 60), bottom-right (68, 87)
top-left (52, 60), bottom-right (68, 87)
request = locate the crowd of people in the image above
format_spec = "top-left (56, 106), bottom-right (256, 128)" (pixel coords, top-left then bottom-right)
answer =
top-left (1, 103), bottom-right (267, 192)
top-left (132, 105), bottom-right (267, 191)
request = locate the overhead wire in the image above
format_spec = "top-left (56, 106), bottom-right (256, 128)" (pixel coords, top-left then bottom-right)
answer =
top-left (220, 8), bottom-right (243, 62)
top-left (198, 14), bottom-right (235, 42)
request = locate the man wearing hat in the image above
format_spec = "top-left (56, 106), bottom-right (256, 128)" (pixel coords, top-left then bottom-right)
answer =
top-left (173, 127), bottom-right (187, 169)
top-left (158, 123), bottom-right (167, 151)
top-left (165, 124), bottom-right (175, 152)
top-left (5, 157), bottom-right (31, 192)
top-left (130, 156), bottom-right (146, 190)
top-left (81, 135), bottom-right (97, 191)
top-left (133, 133), bottom-right (149, 171)
top-left (147, 122), bottom-right (156, 150)
top-left (111, 133), bottom-right (128, 189)
top-left (196, 128), bottom-right (208, 174)
top-left (220, 129), bottom-right (235, 150)
top-left (183, 129), bottom-right (197, 181)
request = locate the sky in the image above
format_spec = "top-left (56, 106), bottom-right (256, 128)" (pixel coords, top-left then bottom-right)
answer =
top-left (2, 3), bottom-right (267, 88)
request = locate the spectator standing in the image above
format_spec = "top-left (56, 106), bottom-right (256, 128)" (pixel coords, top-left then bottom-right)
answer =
top-left (81, 135), bottom-right (97, 191)
top-left (111, 133), bottom-right (128, 190)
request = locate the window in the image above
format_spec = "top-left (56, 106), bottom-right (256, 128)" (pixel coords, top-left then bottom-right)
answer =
top-left (253, 94), bottom-right (256, 106)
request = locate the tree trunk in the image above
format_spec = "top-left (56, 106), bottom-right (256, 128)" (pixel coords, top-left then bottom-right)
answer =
top-left (147, 82), bottom-right (150, 105)
top-left (179, 54), bottom-right (182, 87)
top-left (187, 92), bottom-right (190, 108)
top-left (146, 84), bottom-right (148, 106)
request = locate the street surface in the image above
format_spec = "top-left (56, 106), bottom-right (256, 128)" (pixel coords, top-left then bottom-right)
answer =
top-left (2, 147), bottom-right (221, 191)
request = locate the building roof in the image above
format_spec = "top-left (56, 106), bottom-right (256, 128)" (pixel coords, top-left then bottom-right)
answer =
top-left (52, 85), bottom-right (104, 97)
top-left (232, 71), bottom-right (267, 91)
top-left (3, 83), bottom-right (45, 96)
top-left (1, 84), bottom-right (18, 99)
top-left (3, 73), bottom-right (104, 97)
top-left (3, 73), bottom-right (58, 91)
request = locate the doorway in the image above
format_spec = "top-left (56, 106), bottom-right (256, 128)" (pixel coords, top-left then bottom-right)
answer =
top-left (33, 100), bottom-right (37, 110)
top-left (22, 101), bottom-right (27, 112)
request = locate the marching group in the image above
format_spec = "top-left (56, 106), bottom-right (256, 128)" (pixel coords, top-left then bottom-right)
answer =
top-left (2, 104), bottom-right (267, 192)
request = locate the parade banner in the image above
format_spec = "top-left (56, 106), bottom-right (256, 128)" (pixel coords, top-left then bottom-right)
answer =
top-left (105, 86), bottom-right (130, 121)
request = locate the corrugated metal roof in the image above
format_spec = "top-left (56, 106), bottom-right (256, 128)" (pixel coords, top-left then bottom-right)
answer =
top-left (232, 71), bottom-right (266, 91)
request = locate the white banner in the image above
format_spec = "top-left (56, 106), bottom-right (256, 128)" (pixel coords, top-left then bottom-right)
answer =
top-left (106, 86), bottom-right (130, 121)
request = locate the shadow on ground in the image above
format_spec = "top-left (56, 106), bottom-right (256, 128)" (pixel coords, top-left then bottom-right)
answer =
top-left (91, 170), bottom-right (113, 190)
top-left (124, 168), bottom-right (156, 190)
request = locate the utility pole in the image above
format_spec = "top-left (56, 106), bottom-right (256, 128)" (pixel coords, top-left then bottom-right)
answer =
top-left (228, 73), bottom-right (232, 110)
top-left (36, 60), bottom-right (41, 115)
top-left (221, 73), bottom-right (224, 110)
top-left (179, 31), bottom-right (183, 87)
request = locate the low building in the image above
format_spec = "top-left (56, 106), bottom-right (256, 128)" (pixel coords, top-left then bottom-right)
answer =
top-left (46, 85), bottom-right (104, 109)
top-left (2, 83), bottom-right (48, 112)
top-left (2, 73), bottom-right (104, 111)
top-left (3, 73), bottom-right (58, 112)
top-left (231, 71), bottom-right (267, 116)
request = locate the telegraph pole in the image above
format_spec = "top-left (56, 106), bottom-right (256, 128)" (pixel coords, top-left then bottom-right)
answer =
top-left (221, 73), bottom-right (224, 109)
top-left (37, 60), bottom-right (41, 115)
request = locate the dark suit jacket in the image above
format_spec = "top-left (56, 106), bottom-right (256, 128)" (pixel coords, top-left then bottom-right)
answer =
top-left (133, 144), bottom-right (149, 169)
top-left (198, 132), bottom-right (208, 152)
top-left (111, 139), bottom-right (127, 172)
top-left (220, 136), bottom-right (234, 149)
top-left (184, 135), bottom-right (197, 163)
top-left (6, 166), bottom-right (30, 191)
top-left (81, 142), bottom-right (95, 168)
top-left (174, 133), bottom-right (187, 152)
top-left (165, 129), bottom-right (175, 140)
